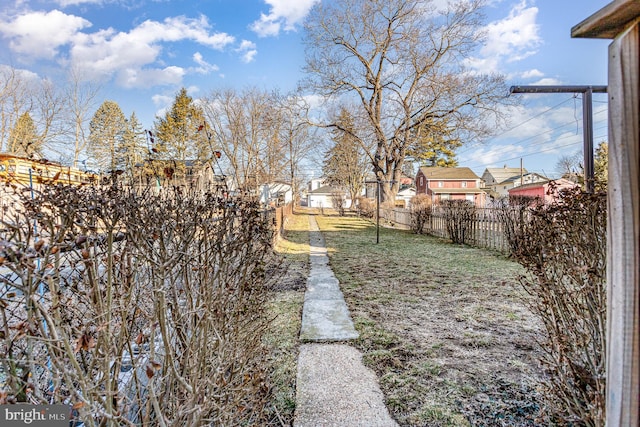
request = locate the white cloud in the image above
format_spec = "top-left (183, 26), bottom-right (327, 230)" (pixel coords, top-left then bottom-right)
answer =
top-left (466, 1), bottom-right (541, 74)
top-left (251, 0), bottom-right (319, 37)
top-left (530, 77), bottom-right (563, 86)
top-left (54, 0), bottom-right (103, 6)
top-left (192, 52), bottom-right (219, 73)
top-left (0, 64), bottom-right (40, 82)
top-left (67, 15), bottom-right (234, 83)
top-left (0, 11), bottom-right (235, 87)
top-left (460, 144), bottom-right (526, 170)
top-left (241, 50), bottom-right (257, 63)
top-left (236, 39), bottom-right (257, 63)
top-left (152, 93), bottom-right (173, 107)
top-left (520, 69), bottom-right (543, 79)
top-left (0, 9), bottom-right (91, 59)
top-left (117, 65), bottom-right (185, 88)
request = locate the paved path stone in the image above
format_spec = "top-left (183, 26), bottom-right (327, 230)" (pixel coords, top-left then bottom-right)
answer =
top-left (295, 215), bottom-right (397, 427)
top-left (295, 344), bottom-right (397, 427)
top-left (299, 216), bottom-right (358, 342)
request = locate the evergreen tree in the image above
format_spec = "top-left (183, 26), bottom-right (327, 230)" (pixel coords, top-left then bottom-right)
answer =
top-left (594, 141), bottom-right (608, 191)
top-left (121, 112), bottom-right (147, 175)
top-left (8, 112), bottom-right (41, 157)
top-left (88, 100), bottom-right (126, 172)
top-left (322, 108), bottom-right (369, 204)
top-left (408, 118), bottom-right (461, 167)
top-left (154, 88), bottom-right (209, 165)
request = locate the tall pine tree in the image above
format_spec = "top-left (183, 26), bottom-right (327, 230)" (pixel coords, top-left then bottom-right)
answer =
top-left (121, 112), bottom-right (147, 175)
top-left (8, 112), bottom-right (41, 157)
top-left (154, 88), bottom-right (209, 164)
top-left (88, 100), bottom-right (126, 172)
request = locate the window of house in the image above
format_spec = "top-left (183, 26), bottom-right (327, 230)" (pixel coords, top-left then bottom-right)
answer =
top-left (438, 181), bottom-right (443, 188)
top-left (461, 181), bottom-right (467, 188)
top-left (420, 176), bottom-right (424, 187)
top-left (440, 193), bottom-right (450, 200)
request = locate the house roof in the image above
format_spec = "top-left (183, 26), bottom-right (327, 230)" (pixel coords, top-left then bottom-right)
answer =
top-left (483, 167), bottom-right (528, 184)
top-left (498, 172), bottom-right (548, 185)
top-left (507, 180), bottom-right (549, 191)
top-left (418, 167), bottom-right (480, 180)
top-left (507, 178), bottom-right (578, 192)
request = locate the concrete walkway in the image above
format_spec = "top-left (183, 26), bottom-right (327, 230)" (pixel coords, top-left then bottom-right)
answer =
top-left (299, 216), bottom-right (358, 342)
top-left (294, 215), bottom-right (397, 427)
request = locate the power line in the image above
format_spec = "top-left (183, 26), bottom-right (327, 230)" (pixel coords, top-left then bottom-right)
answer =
top-left (465, 132), bottom-right (608, 170)
top-left (458, 109), bottom-right (608, 157)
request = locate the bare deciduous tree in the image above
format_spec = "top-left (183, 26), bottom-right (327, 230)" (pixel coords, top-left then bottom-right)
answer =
top-left (303, 0), bottom-right (509, 203)
top-left (63, 67), bottom-right (102, 168)
top-left (274, 92), bottom-right (318, 205)
top-left (0, 66), bottom-right (32, 153)
top-left (322, 107), bottom-right (369, 204)
top-left (202, 87), bottom-right (307, 192)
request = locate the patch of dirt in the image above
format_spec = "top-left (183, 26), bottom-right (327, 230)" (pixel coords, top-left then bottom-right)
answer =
top-left (267, 257), bottom-right (308, 292)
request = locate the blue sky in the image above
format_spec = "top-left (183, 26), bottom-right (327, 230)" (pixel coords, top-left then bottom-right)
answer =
top-left (0, 0), bottom-right (611, 178)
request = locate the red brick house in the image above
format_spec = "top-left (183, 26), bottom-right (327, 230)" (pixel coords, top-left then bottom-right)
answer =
top-left (415, 167), bottom-right (486, 207)
top-left (507, 178), bottom-right (579, 204)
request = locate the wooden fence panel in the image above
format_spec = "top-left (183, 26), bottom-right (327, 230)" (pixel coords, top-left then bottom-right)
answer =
top-left (379, 207), bottom-right (510, 253)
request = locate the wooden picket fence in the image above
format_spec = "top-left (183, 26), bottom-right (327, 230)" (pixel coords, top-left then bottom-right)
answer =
top-left (380, 207), bottom-right (510, 253)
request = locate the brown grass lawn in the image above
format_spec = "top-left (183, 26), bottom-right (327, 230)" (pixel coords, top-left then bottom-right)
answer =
top-left (264, 209), bottom-right (310, 425)
top-left (314, 211), bottom-right (549, 427)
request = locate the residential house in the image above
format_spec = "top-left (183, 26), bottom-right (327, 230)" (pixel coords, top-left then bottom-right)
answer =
top-left (482, 166), bottom-right (525, 188)
top-left (507, 178), bottom-right (579, 204)
top-left (259, 181), bottom-right (293, 206)
top-left (482, 166), bottom-right (549, 199)
top-left (307, 185), bottom-right (353, 209)
top-left (396, 186), bottom-right (416, 208)
top-left (415, 166), bottom-right (486, 206)
top-left (363, 172), bottom-right (415, 206)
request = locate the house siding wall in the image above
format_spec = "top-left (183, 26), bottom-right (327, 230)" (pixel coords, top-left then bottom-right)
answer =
top-left (509, 186), bottom-right (545, 199)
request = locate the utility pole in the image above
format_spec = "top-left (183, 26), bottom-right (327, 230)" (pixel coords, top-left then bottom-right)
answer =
top-left (510, 85), bottom-right (607, 193)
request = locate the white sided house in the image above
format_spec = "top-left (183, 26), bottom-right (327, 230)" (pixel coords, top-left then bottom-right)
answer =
top-left (259, 181), bottom-right (293, 206)
top-left (307, 184), bottom-right (352, 209)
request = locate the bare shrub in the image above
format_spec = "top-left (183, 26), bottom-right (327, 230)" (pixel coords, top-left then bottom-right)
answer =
top-left (330, 191), bottom-right (346, 216)
top-left (495, 196), bottom-right (539, 256)
top-left (356, 197), bottom-right (375, 218)
top-left (409, 194), bottom-right (432, 234)
top-left (511, 186), bottom-right (606, 425)
top-left (0, 179), bottom-right (280, 426)
top-left (440, 200), bottom-right (476, 244)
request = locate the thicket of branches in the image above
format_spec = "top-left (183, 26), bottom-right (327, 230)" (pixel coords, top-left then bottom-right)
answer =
top-left (409, 194), bottom-right (432, 234)
top-left (441, 200), bottom-right (476, 245)
top-left (501, 187), bottom-right (607, 425)
top-left (0, 179), bottom-right (281, 426)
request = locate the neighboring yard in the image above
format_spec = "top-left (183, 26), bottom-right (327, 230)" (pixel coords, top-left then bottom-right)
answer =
top-left (314, 211), bottom-right (548, 427)
top-left (265, 210), bottom-right (309, 425)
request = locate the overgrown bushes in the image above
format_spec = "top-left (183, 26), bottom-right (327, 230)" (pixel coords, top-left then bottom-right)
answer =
top-left (504, 186), bottom-right (606, 425)
top-left (0, 180), bottom-right (281, 426)
top-left (409, 194), bottom-right (432, 234)
top-left (356, 197), bottom-right (375, 218)
top-left (441, 200), bottom-right (476, 244)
